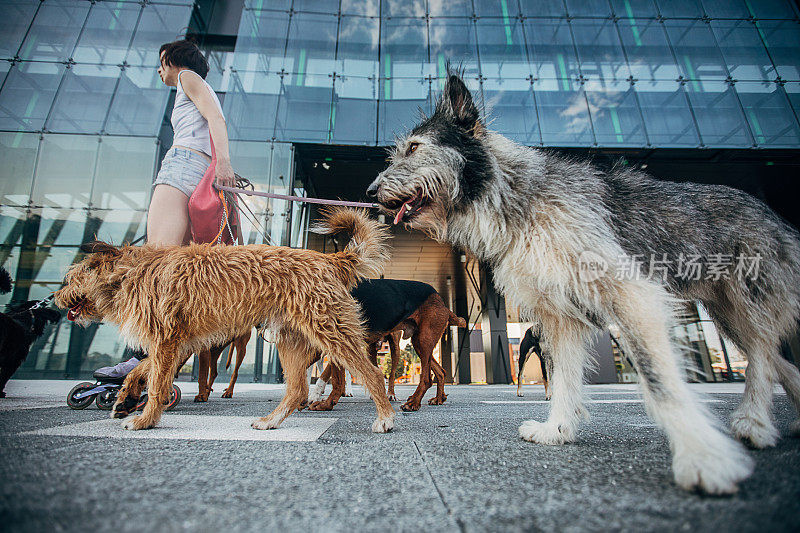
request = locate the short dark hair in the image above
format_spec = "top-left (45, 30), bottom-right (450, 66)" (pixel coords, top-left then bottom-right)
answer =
top-left (159, 39), bottom-right (209, 79)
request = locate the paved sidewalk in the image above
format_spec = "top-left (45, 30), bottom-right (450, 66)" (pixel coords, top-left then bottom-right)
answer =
top-left (0, 380), bottom-right (798, 532)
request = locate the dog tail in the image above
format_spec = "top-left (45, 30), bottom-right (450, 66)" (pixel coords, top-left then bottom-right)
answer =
top-left (0, 267), bottom-right (11, 294)
top-left (311, 207), bottom-right (391, 285)
top-left (448, 311), bottom-right (467, 329)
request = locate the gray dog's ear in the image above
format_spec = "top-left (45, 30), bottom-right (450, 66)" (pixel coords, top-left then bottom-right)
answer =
top-left (442, 74), bottom-right (481, 134)
top-left (80, 241), bottom-right (120, 256)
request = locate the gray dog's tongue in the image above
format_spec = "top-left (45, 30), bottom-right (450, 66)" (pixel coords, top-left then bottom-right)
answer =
top-left (394, 201), bottom-right (411, 225)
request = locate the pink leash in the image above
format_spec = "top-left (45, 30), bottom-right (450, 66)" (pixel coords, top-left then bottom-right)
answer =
top-left (217, 185), bottom-right (378, 209)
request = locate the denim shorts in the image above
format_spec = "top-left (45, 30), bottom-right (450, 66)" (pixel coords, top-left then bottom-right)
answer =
top-left (153, 147), bottom-right (210, 197)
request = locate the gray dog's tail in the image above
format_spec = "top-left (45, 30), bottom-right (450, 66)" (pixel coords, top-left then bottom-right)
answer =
top-left (312, 207), bottom-right (391, 286)
top-left (0, 267), bottom-right (11, 294)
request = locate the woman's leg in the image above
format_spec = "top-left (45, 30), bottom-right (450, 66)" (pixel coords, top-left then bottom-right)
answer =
top-left (147, 184), bottom-right (192, 246)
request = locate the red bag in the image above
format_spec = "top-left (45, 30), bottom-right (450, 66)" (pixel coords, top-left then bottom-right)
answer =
top-left (188, 137), bottom-right (239, 245)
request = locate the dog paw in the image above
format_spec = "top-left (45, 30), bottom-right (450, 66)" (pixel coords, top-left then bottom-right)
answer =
top-left (730, 411), bottom-right (779, 448)
top-left (790, 419), bottom-right (800, 437)
top-left (516, 391), bottom-right (524, 397)
top-left (400, 400), bottom-right (421, 412)
top-left (518, 420), bottom-right (574, 445)
top-left (221, 389), bottom-right (233, 399)
top-left (371, 415), bottom-right (394, 433)
top-left (251, 417), bottom-right (281, 430)
top-left (308, 400), bottom-right (335, 411)
top-left (428, 394), bottom-right (447, 405)
top-left (193, 394), bottom-right (208, 403)
top-left (121, 416), bottom-right (154, 431)
top-left (672, 445), bottom-right (753, 495)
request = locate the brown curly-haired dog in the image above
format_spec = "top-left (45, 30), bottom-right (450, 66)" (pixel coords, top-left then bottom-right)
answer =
top-left (54, 208), bottom-right (396, 433)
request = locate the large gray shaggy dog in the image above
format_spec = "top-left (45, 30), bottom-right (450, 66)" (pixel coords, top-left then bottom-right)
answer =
top-left (367, 71), bottom-right (800, 494)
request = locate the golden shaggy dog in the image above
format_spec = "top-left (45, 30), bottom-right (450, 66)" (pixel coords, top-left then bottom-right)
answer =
top-left (54, 208), bottom-right (396, 433)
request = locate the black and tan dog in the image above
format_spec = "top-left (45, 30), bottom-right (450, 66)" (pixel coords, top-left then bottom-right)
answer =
top-left (516, 327), bottom-right (551, 399)
top-left (0, 268), bottom-right (61, 397)
top-left (307, 278), bottom-right (466, 412)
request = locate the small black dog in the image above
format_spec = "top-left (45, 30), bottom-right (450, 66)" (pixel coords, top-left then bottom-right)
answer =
top-left (0, 267), bottom-right (61, 397)
top-left (517, 327), bottom-right (551, 399)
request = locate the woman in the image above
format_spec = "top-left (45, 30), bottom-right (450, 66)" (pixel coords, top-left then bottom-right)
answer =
top-left (94, 40), bottom-right (235, 381)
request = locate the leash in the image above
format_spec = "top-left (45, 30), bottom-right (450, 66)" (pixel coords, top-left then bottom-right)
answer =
top-left (217, 185), bottom-right (379, 209)
top-left (29, 294), bottom-right (55, 311)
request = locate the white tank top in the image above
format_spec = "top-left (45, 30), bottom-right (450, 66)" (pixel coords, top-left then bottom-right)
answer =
top-left (171, 70), bottom-right (224, 157)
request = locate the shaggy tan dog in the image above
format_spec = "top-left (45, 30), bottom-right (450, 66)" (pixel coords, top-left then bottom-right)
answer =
top-left (54, 208), bottom-right (396, 433)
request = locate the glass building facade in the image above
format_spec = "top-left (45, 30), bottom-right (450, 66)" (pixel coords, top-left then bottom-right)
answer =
top-left (1, 0), bottom-right (799, 381)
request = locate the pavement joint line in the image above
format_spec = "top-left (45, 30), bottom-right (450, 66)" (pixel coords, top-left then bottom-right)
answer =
top-left (413, 440), bottom-right (465, 533)
top-left (482, 399), bottom-right (724, 404)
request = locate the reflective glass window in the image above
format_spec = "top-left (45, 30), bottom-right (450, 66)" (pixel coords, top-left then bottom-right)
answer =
top-left (285, 12), bottom-right (338, 77)
top-left (634, 80), bottom-right (699, 146)
top-left (429, 0), bottom-right (474, 17)
top-left (331, 75), bottom-right (377, 144)
top-left (702, 0), bottom-right (750, 18)
top-left (36, 207), bottom-right (91, 246)
top-left (610, 0), bottom-right (659, 18)
top-left (336, 15), bottom-right (379, 79)
top-left (572, 19), bottom-right (631, 81)
top-left (429, 18), bottom-right (479, 76)
top-left (91, 137), bottom-right (157, 210)
top-left (746, 0), bottom-right (797, 19)
top-left (758, 21), bottom-right (800, 81)
top-left (341, 0), bottom-right (380, 16)
top-left (293, 0), bottom-right (339, 13)
top-left (379, 78), bottom-right (431, 145)
top-left (534, 78), bottom-right (594, 146)
top-left (665, 20), bottom-right (729, 81)
top-left (474, 0), bottom-right (521, 18)
top-left (381, 17), bottom-right (428, 80)
top-left (0, 61), bottom-right (65, 132)
top-left (0, 132), bottom-right (38, 206)
top-left (229, 141), bottom-right (271, 190)
top-left (685, 80), bottom-right (752, 147)
top-left (525, 19), bottom-right (580, 80)
top-left (785, 81), bottom-right (800, 119)
top-left (125, 3), bottom-right (194, 68)
top-left (1, 0), bottom-right (39, 59)
top-left (655, 0), bottom-right (704, 18)
top-left (565, 0), bottom-right (612, 17)
top-left (476, 17), bottom-right (531, 79)
top-left (78, 323), bottom-right (132, 374)
top-left (223, 70), bottom-right (281, 141)
top-left (585, 79), bottom-right (646, 146)
top-left (45, 64), bottom-right (120, 134)
top-left (231, 9), bottom-right (290, 74)
top-left (518, 0), bottom-right (567, 17)
top-left (31, 134), bottom-right (99, 208)
top-left (618, 17), bottom-right (680, 81)
top-left (711, 20), bottom-right (775, 81)
top-left (17, 0), bottom-right (90, 62)
top-left (267, 142), bottom-right (293, 246)
top-left (92, 209), bottom-right (148, 244)
top-left (72, 2), bottom-right (141, 65)
top-left (105, 66), bottom-right (170, 137)
top-left (245, 0), bottom-right (291, 10)
top-left (0, 205), bottom-right (26, 255)
top-left (380, 0), bottom-right (426, 18)
top-left (736, 81), bottom-right (800, 147)
top-left (483, 78), bottom-right (540, 145)
top-left (274, 74), bottom-right (332, 142)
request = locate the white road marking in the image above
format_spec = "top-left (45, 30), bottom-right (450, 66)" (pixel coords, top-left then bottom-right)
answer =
top-left (482, 399), bottom-right (723, 404)
top-left (22, 415), bottom-right (337, 442)
top-left (0, 401), bottom-right (64, 412)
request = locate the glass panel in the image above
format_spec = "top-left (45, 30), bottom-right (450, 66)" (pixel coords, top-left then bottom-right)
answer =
top-left (285, 12), bottom-right (338, 77)
top-left (476, 17), bottom-right (531, 79)
top-left (92, 209), bottom-right (148, 244)
top-left (736, 80), bottom-right (800, 147)
top-left (36, 207), bottom-right (90, 246)
top-left (268, 143), bottom-right (293, 246)
top-left (17, 0), bottom-right (90, 62)
top-left (518, 0), bottom-right (567, 17)
top-left (125, 3), bottom-right (194, 68)
top-left (572, 19), bottom-right (631, 81)
top-left (331, 75), bottom-right (377, 144)
top-left (0, 132), bottom-right (38, 206)
top-left (655, 0), bottom-right (704, 18)
top-left (702, 0), bottom-right (750, 18)
top-left (223, 70), bottom-right (281, 141)
top-left (711, 20), bottom-right (775, 81)
top-left (565, 0), bottom-right (612, 17)
top-left (381, 17), bottom-right (428, 80)
top-left (585, 79), bottom-right (647, 146)
top-left (686, 80), bottom-right (752, 147)
top-left (634, 80), bottom-right (699, 146)
top-left (91, 137), bottom-right (157, 210)
top-left (378, 78), bottom-right (432, 145)
top-left (474, 0), bottom-right (521, 18)
top-left (525, 19), bottom-right (580, 80)
top-left (274, 74), bottom-right (332, 142)
top-left (231, 9), bottom-right (290, 74)
top-left (79, 323), bottom-right (131, 374)
top-left (72, 2), bottom-right (141, 65)
top-left (336, 15), bottom-right (379, 79)
top-left (786, 82), bottom-right (800, 118)
top-left (609, 0), bottom-right (659, 18)
top-left (665, 20), bottom-right (729, 81)
top-left (0, 0), bottom-right (39, 60)
top-left (482, 78), bottom-right (540, 145)
top-left (429, 18), bottom-right (479, 76)
top-left (293, 0), bottom-right (339, 13)
top-left (758, 21), bottom-right (800, 81)
top-left (105, 66), bottom-right (170, 136)
top-left (746, 0), bottom-right (797, 19)
top-left (618, 17), bottom-right (679, 81)
top-left (31, 134), bottom-right (99, 208)
top-left (245, 0), bottom-right (291, 9)
top-left (428, 0), bottom-right (474, 17)
top-left (341, 0), bottom-right (379, 16)
top-left (535, 78), bottom-right (594, 146)
top-left (0, 61), bottom-right (64, 132)
top-left (45, 64), bottom-right (120, 134)
top-left (380, 0), bottom-right (426, 18)
top-left (0, 205), bottom-right (28, 250)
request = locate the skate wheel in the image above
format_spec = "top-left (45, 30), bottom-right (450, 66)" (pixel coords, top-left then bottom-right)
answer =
top-left (67, 382), bottom-right (96, 410)
top-left (136, 392), bottom-right (148, 411)
top-left (95, 389), bottom-right (117, 410)
top-left (166, 385), bottom-right (181, 411)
